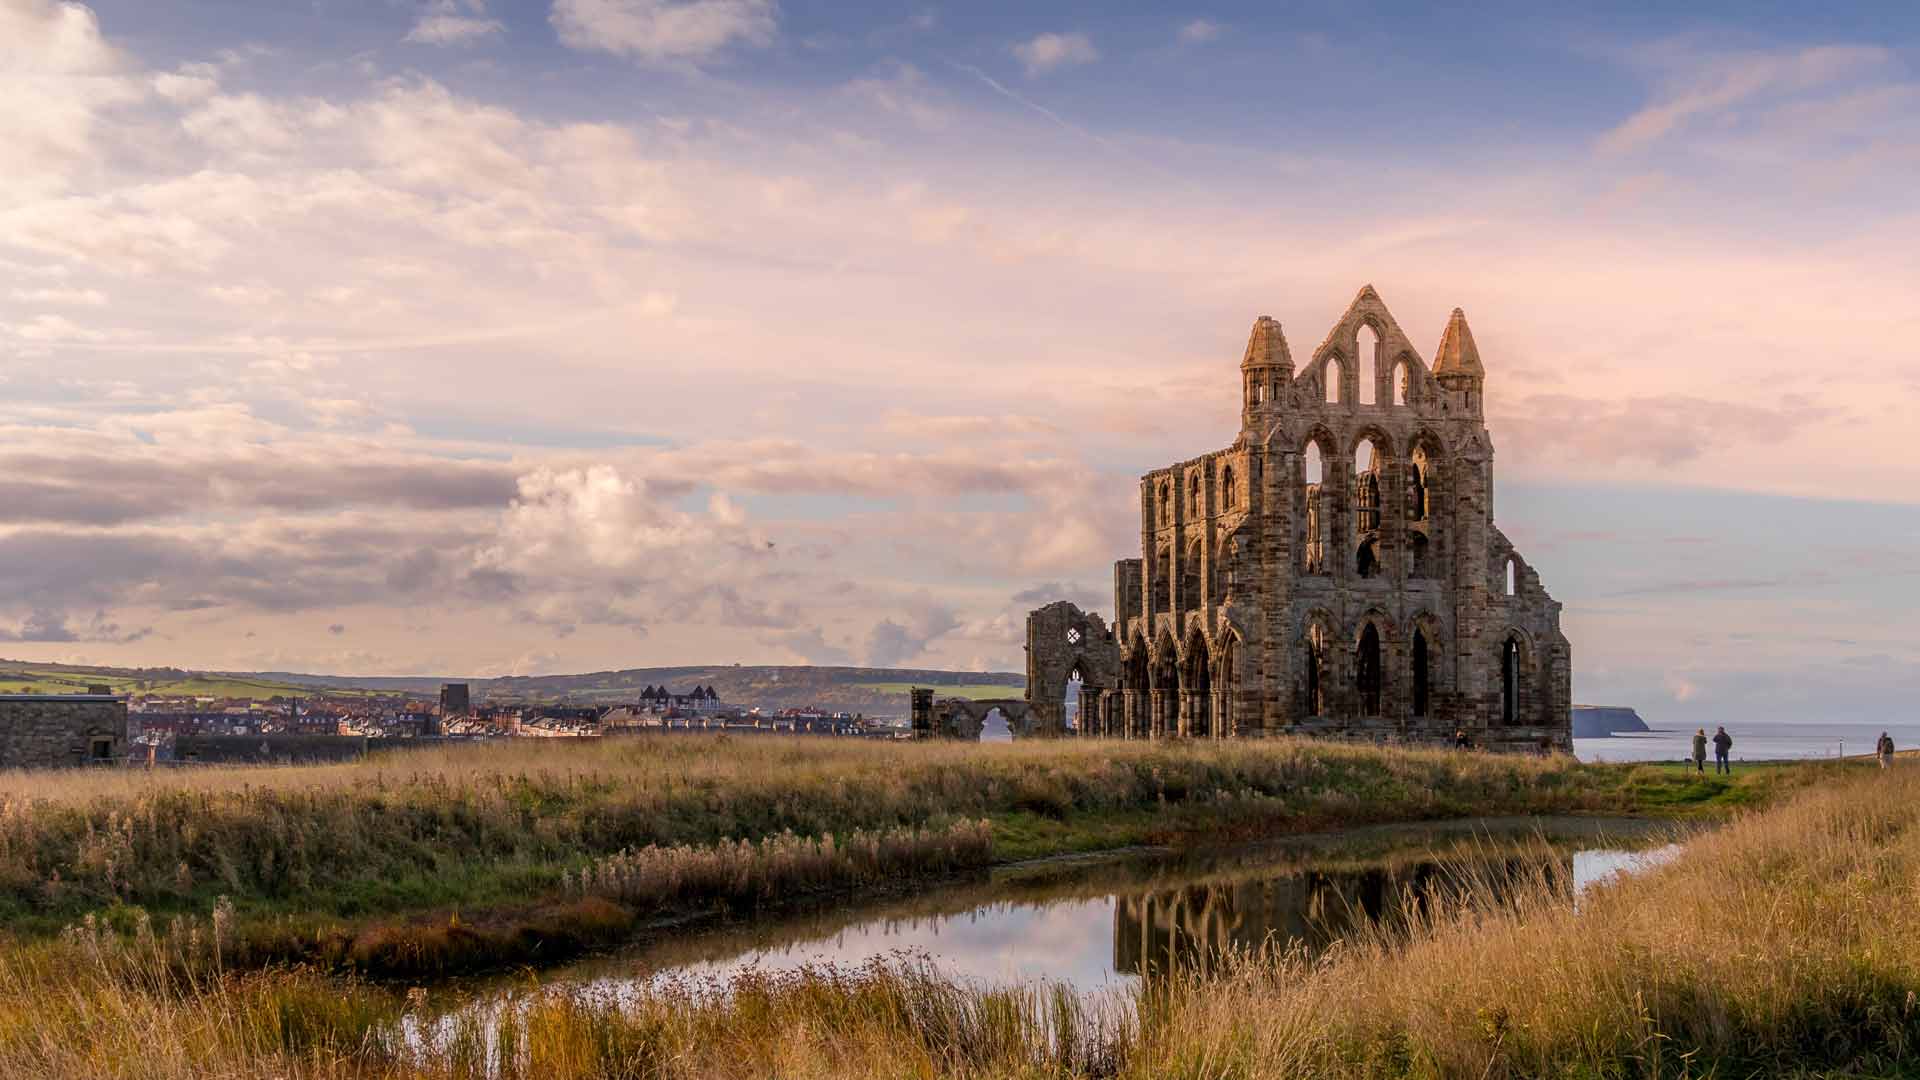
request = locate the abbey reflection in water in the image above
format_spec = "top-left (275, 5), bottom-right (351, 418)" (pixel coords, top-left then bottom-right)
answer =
top-left (1113, 851), bottom-right (1573, 978)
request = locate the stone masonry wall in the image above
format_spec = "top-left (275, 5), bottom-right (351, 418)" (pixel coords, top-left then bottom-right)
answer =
top-left (0, 698), bottom-right (128, 767)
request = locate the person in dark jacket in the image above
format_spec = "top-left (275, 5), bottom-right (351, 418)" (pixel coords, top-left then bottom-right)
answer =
top-left (1878, 732), bottom-right (1895, 770)
top-left (1690, 729), bottom-right (1707, 773)
top-left (1454, 728), bottom-right (1470, 750)
top-left (1712, 726), bottom-right (1733, 774)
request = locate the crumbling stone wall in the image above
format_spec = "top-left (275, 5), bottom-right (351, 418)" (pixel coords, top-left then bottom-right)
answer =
top-left (1024, 286), bottom-right (1573, 753)
top-left (0, 696), bottom-right (127, 767)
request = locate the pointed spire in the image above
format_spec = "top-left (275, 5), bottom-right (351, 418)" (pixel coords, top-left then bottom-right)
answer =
top-left (1240, 315), bottom-right (1291, 369)
top-left (1432, 307), bottom-right (1484, 378)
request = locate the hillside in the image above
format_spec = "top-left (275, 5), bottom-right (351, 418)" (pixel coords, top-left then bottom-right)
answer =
top-left (0, 660), bottom-right (1025, 715)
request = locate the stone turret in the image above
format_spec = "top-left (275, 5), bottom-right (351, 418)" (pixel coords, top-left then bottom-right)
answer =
top-left (1432, 307), bottom-right (1485, 419)
top-left (1240, 315), bottom-right (1292, 432)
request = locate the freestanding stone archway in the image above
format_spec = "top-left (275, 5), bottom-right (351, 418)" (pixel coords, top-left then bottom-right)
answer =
top-left (910, 694), bottom-right (1047, 740)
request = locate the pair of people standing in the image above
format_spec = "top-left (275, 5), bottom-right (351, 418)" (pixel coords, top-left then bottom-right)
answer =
top-left (1690, 726), bottom-right (1733, 774)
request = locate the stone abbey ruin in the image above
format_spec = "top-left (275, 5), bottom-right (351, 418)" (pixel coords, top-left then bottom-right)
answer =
top-left (919, 286), bottom-right (1572, 752)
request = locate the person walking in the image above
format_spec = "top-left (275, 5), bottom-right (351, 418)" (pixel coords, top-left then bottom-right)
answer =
top-left (1691, 728), bottom-right (1707, 773)
top-left (1712, 726), bottom-right (1733, 774)
top-left (1877, 731), bottom-right (1895, 770)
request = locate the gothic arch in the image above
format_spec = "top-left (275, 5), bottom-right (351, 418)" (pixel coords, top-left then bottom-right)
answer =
top-left (1496, 627), bottom-right (1539, 727)
top-left (1298, 609), bottom-right (1337, 720)
top-left (1184, 630), bottom-right (1214, 737)
top-left (1347, 425), bottom-right (1396, 463)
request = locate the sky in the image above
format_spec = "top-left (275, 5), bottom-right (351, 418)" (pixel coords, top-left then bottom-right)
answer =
top-left (3, 0), bottom-right (1920, 726)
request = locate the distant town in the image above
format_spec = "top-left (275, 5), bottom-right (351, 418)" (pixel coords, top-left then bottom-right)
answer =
top-left (118, 681), bottom-right (908, 765)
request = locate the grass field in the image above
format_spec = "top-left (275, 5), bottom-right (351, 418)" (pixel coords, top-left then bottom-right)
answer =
top-left (856, 681), bottom-right (1025, 700)
top-left (0, 735), bottom-right (1794, 977)
top-left (0, 666), bottom-right (388, 701)
top-left (0, 751), bottom-right (1900, 1077)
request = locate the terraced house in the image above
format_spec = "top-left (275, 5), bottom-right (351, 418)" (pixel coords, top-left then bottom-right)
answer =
top-left (1022, 286), bottom-right (1572, 752)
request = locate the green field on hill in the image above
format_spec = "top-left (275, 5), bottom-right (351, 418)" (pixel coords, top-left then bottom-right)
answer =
top-left (856, 681), bottom-right (1025, 700)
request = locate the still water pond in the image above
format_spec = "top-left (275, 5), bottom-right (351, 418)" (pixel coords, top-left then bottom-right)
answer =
top-left (515, 816), bottom-right (1677, 998)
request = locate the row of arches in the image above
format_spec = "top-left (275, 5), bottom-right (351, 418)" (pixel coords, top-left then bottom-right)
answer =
top-left (1321, 325), bottom-right (1423, 407)
top-left (1301, 614), bottom-right (1543, 726)
top-left (1304, 434), bottom-right (1444, 581)
top-left (1092, 630), bottom-right (1242, 738)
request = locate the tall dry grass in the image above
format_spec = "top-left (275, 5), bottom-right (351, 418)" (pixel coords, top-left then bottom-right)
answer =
top-left (0, 762), bottom-right (1902, 1078)
top-left (0, 734), bottom-right (1698, 930)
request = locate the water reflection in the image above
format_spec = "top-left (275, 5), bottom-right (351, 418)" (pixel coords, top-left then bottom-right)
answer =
top-left (1114, 853), bottom-right (1571, 977)
top-left (515, 817), bottom-right (1673, 998)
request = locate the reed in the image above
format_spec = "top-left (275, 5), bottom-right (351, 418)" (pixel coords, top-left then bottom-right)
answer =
top-left (0, 760), bottom-right (1897, 1078)
top-left (0, 735), bottom-right (1764, 939)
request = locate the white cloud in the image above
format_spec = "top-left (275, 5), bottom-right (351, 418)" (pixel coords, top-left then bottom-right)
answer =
top-left (0, 0), bottom-right (143, 200)
top-left (550, 0), bottom-right (776, 64)
top-left (8, 287), bottom-right (106, 306)
top-left (406, 2), bottom-right (504, 46)
top-left (152, 63), bottom-right (219, 104)
top-left (1178, 19), bottom-right (1221, 44)
top-left (1012, 31), bottom-right (1096, 77)
top-left (1598, 44), bottom-right (1889, 155)
top-left (406, 14), bottom-right (504, 45)
top-left (181, 93), bottom-right (301, 153)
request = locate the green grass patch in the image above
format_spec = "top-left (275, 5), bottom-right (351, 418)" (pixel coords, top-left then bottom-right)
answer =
top-left (857, 681), bottom-right (1026, 700)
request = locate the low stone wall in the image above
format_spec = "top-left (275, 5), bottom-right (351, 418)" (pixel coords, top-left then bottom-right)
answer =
top-left (174, 734), bottom-right (369, 765)
top-left (0, 697), bottom-right (127, 768)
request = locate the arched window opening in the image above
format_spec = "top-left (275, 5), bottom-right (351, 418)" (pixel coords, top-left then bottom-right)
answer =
top-left (1412, 629), bottom-right (1430, 717)
top-left (1356, 538), bottom-right (1378, 579)
top-left (1186, 637), bottom-right (1212, 737)
top-left (1356, 325), bottom-right (1378, 406)
top-left (1248, 377), bottom-right (1263, 406)
top-left (1153, 546), bottom-right (1172, 615)
top-left (1159, 482), bottom-right (1171, 525)
top-left (1504, 558), bottom-right (1518, 596)
top-left (1393, 359), bottom-right (1411, 407)
top-left (981, 706), bottom-right (1013, 743)
top-left (1222, 465), bottom-right (1236, 510)
top-left (1356, 623), bottom-right (1382, 716)
top-left (1354, 438), bottom-right (1381, 536)
top-left (1303, 442), bottom-right (1326, 575)
top-left (1501, 637), bottom-right (1520, 726)
top-left (1324, 358), bottom-right (1343, 404)
top-left (1064, 668), bottom-right (1084, 733)
top-left (1184, 540), bottom-right (1203, 610)
top-left (1190, 473), bottom-right (1203, 516)
top-left (1409, 447), bottom-right (1430, 521)
top-left (1410, 533), bottom-right (1431, 579)
top-left (1305, 625), bottom-right (1327, 717)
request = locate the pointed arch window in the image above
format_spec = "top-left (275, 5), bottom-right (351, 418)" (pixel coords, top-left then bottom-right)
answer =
top-left (1501, 636), bottom-right (1521, 725)
top-left (1222, 465), bottom-right (1237, 510)
top-left (1356, 623), bottom-right (1382, 716)
top-left (1190, 473), bottom-right (1203, 516)
top-left (1356, 326), bottom-right (1378, 406)
top-left (1393, 359), bottom-right (1411, 407)
top-left (1324, 359), bottom-right (1343, 404)
top-left (1410, 447), bottom-right (1431, 522)
top-left (1305, 625), bottom-right (1327, 717)
top-left (1354, 438), bottom-right (1381, 535)
top-left (1504, 558), bottom-right (1518, 596)
top-left (1303, 443), bottom-right (1326, 575)
top-left (1412, 628), bottom-right (1430, 717)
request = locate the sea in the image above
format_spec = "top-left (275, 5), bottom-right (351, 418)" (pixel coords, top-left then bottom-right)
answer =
top-left (1575, 720), bottom-right (1920, 764)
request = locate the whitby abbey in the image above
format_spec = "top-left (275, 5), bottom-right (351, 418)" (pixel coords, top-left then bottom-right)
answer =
top-left (935, 287), bottom-right (1573, 752)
